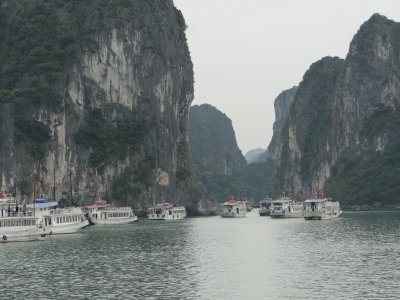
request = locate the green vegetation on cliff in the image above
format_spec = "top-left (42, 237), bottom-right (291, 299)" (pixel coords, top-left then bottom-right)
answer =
top-left (74, 108), bottom-right (148, 167)
top-left (351, 14), bottom-right (400, 70)
top-left (274, 57), bottom-right (344, 193)
top-left (328, 142), bottom-right (400, 206)
top-left (328, 108), bottom-right (400, 205)
top-left (297, 57), bottom-right (344, 180)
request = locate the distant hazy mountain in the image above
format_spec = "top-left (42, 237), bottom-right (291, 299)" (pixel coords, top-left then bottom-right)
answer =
top-left (244, 148), bottom-right (268, 163)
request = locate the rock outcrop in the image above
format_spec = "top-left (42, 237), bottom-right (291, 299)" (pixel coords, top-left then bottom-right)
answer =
top-left (273, 14), bottom-right (400, 205)
top-left (267, 86), bottom-right (298, 165)
top-left (0, 0), bottom-right (216, 215)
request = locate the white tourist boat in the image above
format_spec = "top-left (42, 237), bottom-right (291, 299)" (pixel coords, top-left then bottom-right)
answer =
top-left (147, 203), bottom-right (187, 220)
top-left (26, 197), bottom-right (89, 234)
top-left (245, 200), bottom-right (253, 212)
top-left (0, 195), bottom-right (46, 242)
top-left (84, 200), bottom-right (138, 225)
top-left (270, 198), bottom-right (303, 218)
top-left (221, 200), bottom-right (247, 218)
top-left (259, 198), bottom-right (272, 216)
top-left (303, 197), bottom-right (342, 220)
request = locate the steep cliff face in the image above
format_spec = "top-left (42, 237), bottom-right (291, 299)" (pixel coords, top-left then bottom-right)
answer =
top-left (0, 0), bottom-right (216, 215)
top-left (189, 104), bottom-right (247, 176)
top-left (267, 86), bottom-right (298, 165)
top-left (274, 14), bottom-right (400, 205)
top-left (189, 103), bottom-right (274, 203)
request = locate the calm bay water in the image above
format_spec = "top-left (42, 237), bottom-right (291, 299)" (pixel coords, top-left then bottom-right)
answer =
top-left (1, 211), bottom-right (399, 299)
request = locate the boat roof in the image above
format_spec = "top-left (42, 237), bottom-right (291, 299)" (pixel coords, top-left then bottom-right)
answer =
top-left (148, 203), bottom-right (183, 209)
top-left (304, 198), bottom-right (330, 203)
top-left (223, 200), bottom-right (242, 206)
top-left (272, 199), bottom-right (292, 203)
top-left (85, 200), bottom-right (109, 208)
top-left (0, 197), bottom-right (16, 204)
top-left (85, 204), bottom-right (108, 208)
top-left (259, 198), bottom-right (272, 203)
top-left (26, 202), bottom-right (58, 209)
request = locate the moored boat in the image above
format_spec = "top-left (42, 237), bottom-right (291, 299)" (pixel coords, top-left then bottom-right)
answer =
top-left (0, 195), bottom-right (46, 242)
top-left (259, 198), bottom-right (272, 216)
top-left (84, 200), bottom-right (138, 225)
top-left (147, 203), bottom-right (187, 220)
top-left (303, 197), bottom-right (342, 220)
top-left (26, 197), bottom-right (89, 234)
top-left (270, 198), bottom-right (303, 218)
top-left (245, 200), bottom-right (253, 212)
top-left (221, 200), bottom-right (247, 218)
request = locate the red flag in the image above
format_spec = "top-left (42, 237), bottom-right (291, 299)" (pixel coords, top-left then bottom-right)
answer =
top-left (51, 187), bottom-right (55, 193)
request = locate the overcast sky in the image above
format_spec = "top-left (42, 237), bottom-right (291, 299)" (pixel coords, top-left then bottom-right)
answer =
top-left (173, 0), bottom-right (400, 154)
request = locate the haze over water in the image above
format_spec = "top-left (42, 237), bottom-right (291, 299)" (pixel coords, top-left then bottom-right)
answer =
top-left (1, 211), bottom-right (399, 299)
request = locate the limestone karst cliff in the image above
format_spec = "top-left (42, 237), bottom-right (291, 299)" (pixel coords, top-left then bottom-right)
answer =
top-left (273, 14), bottom-right (400, 205)
top-left (267, 86), bottom-right (298, 165)
top-left (189, 104), bottom-right (247, 176)
top-left (189, 104), bottom-right (274, 203)
top-left (0, 0), bottom-right (216, 215)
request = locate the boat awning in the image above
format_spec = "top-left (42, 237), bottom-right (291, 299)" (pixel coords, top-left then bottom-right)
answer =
top-left (26, 202), bottom-right (58, 209)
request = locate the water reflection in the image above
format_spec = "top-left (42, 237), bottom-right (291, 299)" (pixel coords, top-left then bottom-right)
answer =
top-left (0, 211), bottom-right (399, 299)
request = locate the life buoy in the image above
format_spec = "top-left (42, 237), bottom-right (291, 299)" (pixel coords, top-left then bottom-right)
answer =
top-left (2, 235), bottom-right (7, 241)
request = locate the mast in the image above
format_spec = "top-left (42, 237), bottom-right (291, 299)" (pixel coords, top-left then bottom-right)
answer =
top-left (69, 168), bottom-right (72, 204)
top-left (53, 161), bottom-right (56, 202)
top-left (33, 173), bottom-right (37, 217)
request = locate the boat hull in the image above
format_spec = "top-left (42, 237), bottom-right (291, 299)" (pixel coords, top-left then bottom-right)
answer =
top-left (148, 214), bottom-right (186, 220)
top-left (259, 209), bottom-right (270, 216)
top-left (43, 220), bottom-right (90, 234)
top-left (220, 213), bottom-right (246, 218)
top-left (90, 216), bottom-right (138, 225)
top-left (270, 212), bottom-right (303, 218)
top-left (304, 210), bottom-right (342, 220)
top-left (0, 228), bottom-right (45, 243)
